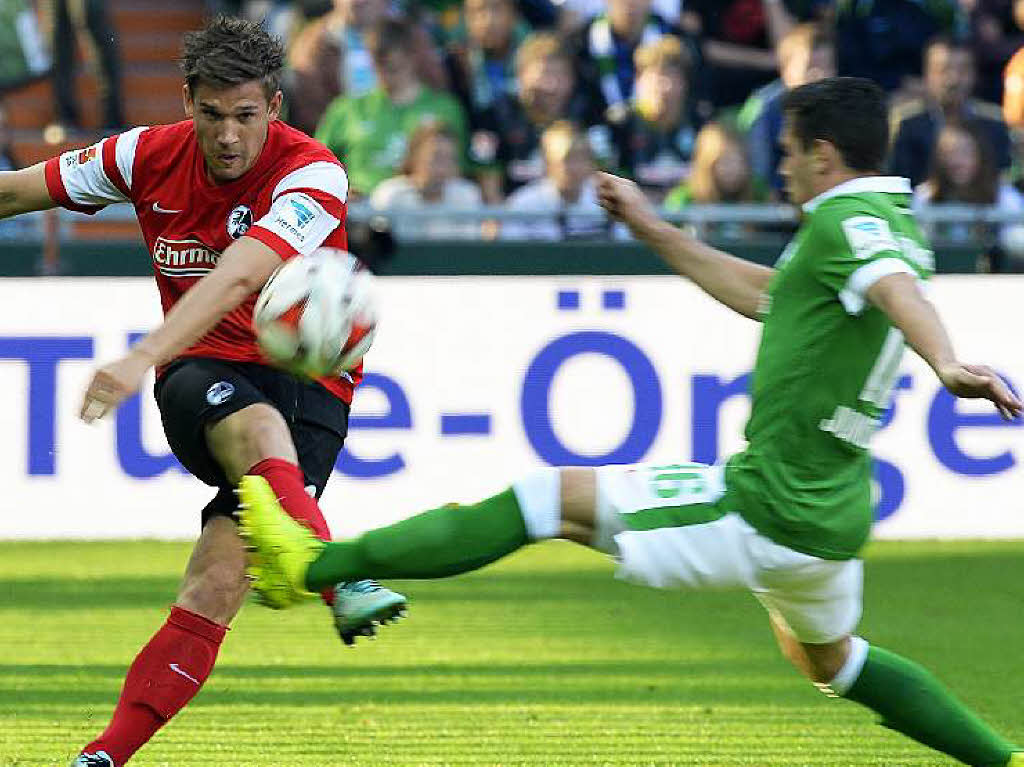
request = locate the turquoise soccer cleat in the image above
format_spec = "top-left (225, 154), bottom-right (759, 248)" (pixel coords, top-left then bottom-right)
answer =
top-left (331, 580), bottom-right (408, 646)
top-left (71, 751), bottom-right (114, 766)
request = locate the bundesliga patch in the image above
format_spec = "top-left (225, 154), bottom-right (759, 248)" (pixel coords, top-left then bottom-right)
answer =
top-left (261, 191), bottom-right (337, 253)
top-left (841, 216), bottom-right (900, 260)
top-left (64, 144), bottom-right (98, 168)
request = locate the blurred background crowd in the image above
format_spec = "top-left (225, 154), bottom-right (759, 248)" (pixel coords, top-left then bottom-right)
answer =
top-left (2, 0), bottom-right (1024, 267)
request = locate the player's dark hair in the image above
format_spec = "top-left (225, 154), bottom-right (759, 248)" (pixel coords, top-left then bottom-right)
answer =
top-left (783, 77), bottom-right (889, 172)
top-left (180, 16), bottom-right (284, 100)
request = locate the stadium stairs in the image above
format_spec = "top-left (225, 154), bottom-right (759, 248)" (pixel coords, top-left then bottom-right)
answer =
top-left (6, 0), bottom-right (206, 242)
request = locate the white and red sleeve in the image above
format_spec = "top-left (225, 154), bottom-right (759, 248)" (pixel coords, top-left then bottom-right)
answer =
top-left (43, 127), bottom-right (145, 214)
top-left (245, 161), bottom-right (349, 258)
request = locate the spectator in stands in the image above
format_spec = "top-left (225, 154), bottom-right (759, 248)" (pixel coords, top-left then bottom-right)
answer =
top-left (0, 101), bottom-right (36, 239)
top-left (610, 37), bottom-right (700, 202)
top-left (570, 0), bottom-right (703, 129)
top-left (371, 121), bottom-right (483, 240)
top-left (503, 121), bottom-right (622, 240)
top-left (1002, 0), bottom-right (1024, 127)
top-left (914, 122), bottom-right (1024, 269)
top-left (891, 36), bottom-right (1011, 187)
top-left (471, 32), bottom-right (584, 201)
top-left (682, 0), bottom-right (791, 109)
top-left (836, 0), bottom-right (966, 92)
top-left (559, 0), bottom-right (680, 31)
top-left (49, 0), bottom-right (126, 132)
top-left (967, 0), bottom-right (1024, 104)
top-left (315, 19), bottom-right (467, 198)
top-left (663, 122), bottom-right (768, 238)
top-left (445, 0), bottom-right (524, 199)
top-left (739, 23), bottom-right (834, 198)
top-left (287, 0), bottom-right (446, 136)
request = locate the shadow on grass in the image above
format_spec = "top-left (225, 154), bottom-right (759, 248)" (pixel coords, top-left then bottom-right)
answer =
top-left (0, 576), bottom-right (181, 610)
top-left (0, 658), bottom-right (793, 709)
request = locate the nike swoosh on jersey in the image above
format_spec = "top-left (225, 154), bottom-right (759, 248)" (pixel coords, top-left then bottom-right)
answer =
top-left (168, 662), bottom-right (200, 685)
top-left (152, 202), bottom-right (183, 214)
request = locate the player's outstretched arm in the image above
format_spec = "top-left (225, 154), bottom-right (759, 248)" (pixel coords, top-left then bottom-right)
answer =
top-left (80, 237), bottom-right (283, 422)
top-left (596, 171), bottom-right (774, 321)
top-left (0, 163), bottom-right (58, 219)
top-left (868, 272), bottom-right (1023, 420)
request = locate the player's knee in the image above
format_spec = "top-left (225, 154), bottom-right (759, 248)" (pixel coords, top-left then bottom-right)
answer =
top-left (178, 560), bottom-right (248, 623)
top-left (207, 404), bottom-right (293, 481)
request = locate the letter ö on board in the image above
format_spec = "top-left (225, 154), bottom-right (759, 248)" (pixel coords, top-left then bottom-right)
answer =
top-left (521, 331), bottom-right (662, 465)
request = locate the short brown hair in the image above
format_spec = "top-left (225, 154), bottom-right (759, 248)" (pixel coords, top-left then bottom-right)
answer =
top-left (180, 16), bottom-right (284, 99)
top-left (401, 120), bottom-right (458, 175)
top-left (515, 32), bottom-right (570, 78)
top-left (634, 36), bottom-right (690, 77)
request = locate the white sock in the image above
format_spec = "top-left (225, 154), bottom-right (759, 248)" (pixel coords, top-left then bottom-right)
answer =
top-left (512, 467), bottom-right (561, 540)
top-left (824, 636), bottom-right (870, 697)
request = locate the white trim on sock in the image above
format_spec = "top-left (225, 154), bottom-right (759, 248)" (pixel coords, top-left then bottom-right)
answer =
top-left (512, 467), bottom-right (561, 540)
top-left (829, 635), bottom-right (870, 697)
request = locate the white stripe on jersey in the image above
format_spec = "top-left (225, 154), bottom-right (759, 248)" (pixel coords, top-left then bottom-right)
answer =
top-left (839, 257), bottom-right (918, 315)
top-left (271, 161), bottom-right (348, 204)
top-left (115, 127), bottom-right (147, 190)
top-left (58, 138), bottom-right (129, 207)
top-left (254, 191), bottom-right (340, 255)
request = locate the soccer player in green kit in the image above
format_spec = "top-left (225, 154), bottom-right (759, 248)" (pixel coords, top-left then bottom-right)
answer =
top-left (240, 78), bottom-right (1022, 766)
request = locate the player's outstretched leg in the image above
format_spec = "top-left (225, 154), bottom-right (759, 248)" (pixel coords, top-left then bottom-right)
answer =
top-left (239, 466), bottom-right (590, 601)
top-left (774, 628), bottom-right (1021, 767)
top-left (238, 476), bottom-right (408, 643)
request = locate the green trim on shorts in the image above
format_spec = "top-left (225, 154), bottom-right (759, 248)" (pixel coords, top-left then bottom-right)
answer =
top-left (619, 500), bottom-right (725, 532)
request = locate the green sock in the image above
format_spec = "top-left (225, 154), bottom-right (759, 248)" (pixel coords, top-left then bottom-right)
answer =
top-left (305, 488), bottom-right (530, 591)
top-left (845, 646), bottom-right (1016, 766)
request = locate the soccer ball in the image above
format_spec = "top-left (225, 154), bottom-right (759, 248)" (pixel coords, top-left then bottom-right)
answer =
top-left (253, 248), bottom-right (377, 378)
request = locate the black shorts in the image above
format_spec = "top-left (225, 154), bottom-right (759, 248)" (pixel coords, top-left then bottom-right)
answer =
top-left (154, 357), bottom-right (350, 527)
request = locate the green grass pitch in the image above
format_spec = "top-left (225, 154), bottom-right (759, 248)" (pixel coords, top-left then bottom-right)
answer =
top-left (0, 540), bottom-right (1021, 767)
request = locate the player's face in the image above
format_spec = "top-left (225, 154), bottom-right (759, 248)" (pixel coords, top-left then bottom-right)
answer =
top-left (779, 119), bottom-right (815, 205)
top-left (185, 80), bottom-right (282, 184)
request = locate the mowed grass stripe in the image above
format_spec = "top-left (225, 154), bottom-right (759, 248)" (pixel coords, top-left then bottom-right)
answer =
top-left (0, 540), bottom-right (1021, 766)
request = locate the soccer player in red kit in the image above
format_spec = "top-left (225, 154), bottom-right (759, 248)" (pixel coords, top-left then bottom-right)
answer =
top-left (0, 16), bottom-right (406, 767)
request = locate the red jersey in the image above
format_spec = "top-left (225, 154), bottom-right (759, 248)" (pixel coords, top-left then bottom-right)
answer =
top-left (44, 119), bottom-right (357, 403)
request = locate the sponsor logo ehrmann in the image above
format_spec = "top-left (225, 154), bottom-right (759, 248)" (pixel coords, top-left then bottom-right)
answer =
top-left (153, 237), bottom-right (221, 276)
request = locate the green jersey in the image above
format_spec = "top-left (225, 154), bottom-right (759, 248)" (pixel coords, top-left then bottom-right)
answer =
top-left (315, 86), bottom-right (468, 196)
top-left (724, 177), bottom-right (933, 560)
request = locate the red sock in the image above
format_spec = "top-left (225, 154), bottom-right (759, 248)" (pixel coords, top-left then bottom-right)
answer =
top-left (248, 457), bottom-right (336, 605)
top-left (248, 458), bottom-right (332, 541)
top-left (79, 606), bottom-right (226, 766)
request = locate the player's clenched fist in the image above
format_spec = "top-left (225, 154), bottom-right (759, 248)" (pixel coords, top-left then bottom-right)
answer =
top-left (596, 172), bottom-right (661, 236)
top-left (80, 352), bottom-right (151, 423)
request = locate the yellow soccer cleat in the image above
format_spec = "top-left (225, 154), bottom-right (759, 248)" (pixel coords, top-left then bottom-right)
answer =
top-left (237, 475), bottom-right (324, 610)
top-left (1008, 753), bottom-right (1024, 766)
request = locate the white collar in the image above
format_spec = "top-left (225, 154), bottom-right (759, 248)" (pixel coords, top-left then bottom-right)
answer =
top-left (802, 176), bottom-right (912, 213)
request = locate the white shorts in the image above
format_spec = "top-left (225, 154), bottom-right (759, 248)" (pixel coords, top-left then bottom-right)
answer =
top-left (595, 462), bottom-right (863, 644)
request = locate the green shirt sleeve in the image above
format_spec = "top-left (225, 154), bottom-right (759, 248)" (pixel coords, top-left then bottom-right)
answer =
top-left (810, 200), bottom-right (921, 315)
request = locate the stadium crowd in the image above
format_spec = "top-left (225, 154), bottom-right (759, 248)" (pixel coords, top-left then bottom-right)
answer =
top-left (5, 0), bottom-right (1024, 261)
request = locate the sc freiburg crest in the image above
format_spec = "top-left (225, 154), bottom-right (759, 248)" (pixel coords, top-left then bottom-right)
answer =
top-left (227, 205), bottom-right (253, 239)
